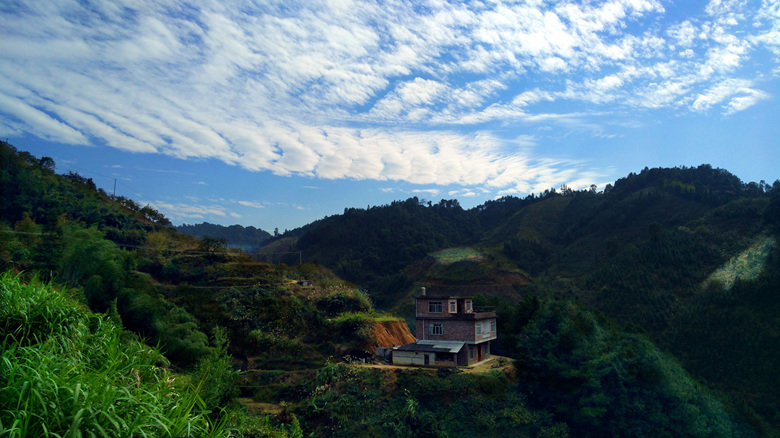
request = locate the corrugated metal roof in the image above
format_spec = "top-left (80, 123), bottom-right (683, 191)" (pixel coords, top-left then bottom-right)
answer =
top-left (416, 295), bottom-right (471, 299)
top-left (393, 340), bottom-right (465, 354)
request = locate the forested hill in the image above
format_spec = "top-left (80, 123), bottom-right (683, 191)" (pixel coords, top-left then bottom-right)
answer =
top-left (176, 222), bottom-right (272, 251)
top-left (0, 140), bottom-right (172, 254)
top-left (280, 164), bottom-right (780, 432)
top-left (283, 164), bottom-right (778, 303)
top-left (289, 198), bottom-right (481, 303)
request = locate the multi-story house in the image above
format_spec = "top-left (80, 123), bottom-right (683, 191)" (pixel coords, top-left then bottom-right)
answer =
top-left (392, 289), bottom-right (497, 367)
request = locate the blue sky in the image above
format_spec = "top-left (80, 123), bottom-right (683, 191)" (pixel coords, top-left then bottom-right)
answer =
top-left (1, 0), bottom-right (779, 232)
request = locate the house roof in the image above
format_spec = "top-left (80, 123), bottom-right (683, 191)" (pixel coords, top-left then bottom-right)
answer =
top-left (393, 340), bottom-right (465, 354)
top-left (415, 295), bottom-right (472, 300)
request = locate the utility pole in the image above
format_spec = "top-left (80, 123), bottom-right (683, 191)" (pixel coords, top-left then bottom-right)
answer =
top-left (113, 179), bottom-right (117, 198)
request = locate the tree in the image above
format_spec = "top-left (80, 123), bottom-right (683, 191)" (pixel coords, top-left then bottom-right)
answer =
top-left (140, 204), bottom-right (171, 226)
top-left (59, 225), bottom-right (126, 310)
top-left (38, 156), bottom-right (55, 173)
top-left (198, 236), bottom-right (228, 254)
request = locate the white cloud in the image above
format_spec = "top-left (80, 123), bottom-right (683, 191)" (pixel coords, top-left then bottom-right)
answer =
top-left (753, 0), bottom-right (780, 62)
top-left (667, 21), bottom-right (698, 47)
top-left (147, 201), bottom-right (232, 220)
top-left (369, 77), bottom-right (447, 120)
top-left (692, 78), bottom-right (770, 114)
top-left (412, 189), bottom-right (440, 197)
top-left (238, 200), bottom-right (266, 209)
top-left (0, 93), bottom-right (87, 145)
top-left (0, 0), bottom-right (775, 195)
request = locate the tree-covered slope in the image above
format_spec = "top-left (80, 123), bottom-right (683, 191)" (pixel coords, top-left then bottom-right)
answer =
top-left (176, 222), bottom-right (272, 251)
top-left (286, 164), bottom-right (779, 433)
top-left (0, 140), bottom-right (400, 371)
top-left (291, 198), bottom-right (480, 306)
top-left (287, 165), bottom-right (776, 311)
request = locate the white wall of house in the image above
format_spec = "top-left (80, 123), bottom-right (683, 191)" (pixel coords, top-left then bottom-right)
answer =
top-left (393, 350), bottom-right (434, 366)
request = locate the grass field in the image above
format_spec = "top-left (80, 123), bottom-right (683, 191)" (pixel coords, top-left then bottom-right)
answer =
top-left (431, 247), bottom-right (483, 264)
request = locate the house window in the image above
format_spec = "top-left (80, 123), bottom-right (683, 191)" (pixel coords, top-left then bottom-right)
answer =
top-left (468, 345), bottom-right (474, 359)
top-left (435, 352), bottom-right (450, 362)
top-left (449, 300), bottom-right (456, 313)
top-left (465, 300), bottom-right (472, 312)
top-left (429, 323), bottom-right (443, 335)
top-left (476, 323), bottom-right (482, 335)
top-left (490, 321), bottom-right (496, 332)
top-left (428, 301), bottom-right (443, 313)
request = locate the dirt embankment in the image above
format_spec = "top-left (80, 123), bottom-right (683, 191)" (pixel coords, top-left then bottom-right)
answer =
top-left (369, 320), bottom-right (416, 353)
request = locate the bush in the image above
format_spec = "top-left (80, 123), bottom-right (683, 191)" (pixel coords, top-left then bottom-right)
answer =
top-left (0, 273), bottom-right (83, 346)
top-left (513, 299), bottom-right (750, 437)
top-left (316, 289), bottom-right (371, 316)
top-left (328, 312), bottom-right (376, 348)
top-left (192, 327), bottom-right (240, 414)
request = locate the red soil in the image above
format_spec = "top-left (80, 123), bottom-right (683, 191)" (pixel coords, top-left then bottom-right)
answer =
top-left (369, 320), bottom-right (416, 353)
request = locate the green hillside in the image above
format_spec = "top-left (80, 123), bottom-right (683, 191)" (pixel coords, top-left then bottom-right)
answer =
top-left (2, 140), bottom-right (778, 436)
top-left (284, 164), bottom-right (780, 433)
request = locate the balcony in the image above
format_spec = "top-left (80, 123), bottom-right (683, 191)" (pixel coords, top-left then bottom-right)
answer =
top-left (448, 307), bottom-right (496, 320)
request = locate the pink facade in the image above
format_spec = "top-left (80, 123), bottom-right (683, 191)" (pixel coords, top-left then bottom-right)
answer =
top-left (415, 317), bottom-right (497, 344)
top-left (410, 295), bottom-right (496, 367)
top-left (415, 297), bottom-right (475, 318)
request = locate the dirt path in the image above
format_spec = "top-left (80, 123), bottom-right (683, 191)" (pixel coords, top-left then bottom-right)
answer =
top-left (356, 355), bottom-right (514, 374)
top-left (236, 398), bottom-right (283, 416)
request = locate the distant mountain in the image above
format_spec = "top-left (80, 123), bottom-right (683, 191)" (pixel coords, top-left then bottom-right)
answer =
top-left (176, 222), bottom-right (272, 251)
top-left (290, 165), bottom-right (777, 305)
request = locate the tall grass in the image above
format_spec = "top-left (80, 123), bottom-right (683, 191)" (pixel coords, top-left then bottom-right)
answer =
top-left (0, 272), bottom-right (229, 437)
top-left (0, 272), bottom-right (83, 347)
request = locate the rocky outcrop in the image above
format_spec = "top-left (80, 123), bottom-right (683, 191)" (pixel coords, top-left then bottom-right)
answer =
top-left (369, 320), bottom-right (416, 353)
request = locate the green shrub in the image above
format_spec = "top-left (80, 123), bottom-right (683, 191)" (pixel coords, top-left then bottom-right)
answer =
top-left (0, 273), bottom-right (83, 346)
top-left (191, 327), bottom-right (239, 414)
top-left (514, 299), bottom-right (750, 437)
top-left (59, 225), bottom-right (126, 304)
top-left (328, 312), bottom-right (376, 347)
top-left (117, 285), bottom-right (210, 369)
top-left (316, 289), bottom-right (371, 316)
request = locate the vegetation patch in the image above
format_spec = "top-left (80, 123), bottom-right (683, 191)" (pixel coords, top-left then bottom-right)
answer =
top-left (430, 247), bottom-right (483, 264)
top-left (703, 235), bottom-right (775, 291)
